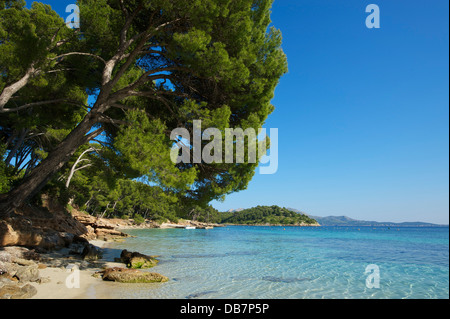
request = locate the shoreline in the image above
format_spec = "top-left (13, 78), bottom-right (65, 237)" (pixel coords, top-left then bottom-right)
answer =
top-left (2, 212), bottom-right (319, 299)
top-left (3, 225), bottom-right (447, 299)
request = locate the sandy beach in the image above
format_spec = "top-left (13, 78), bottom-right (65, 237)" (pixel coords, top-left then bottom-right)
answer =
top-left (28, 240), bottom-right (124, 299)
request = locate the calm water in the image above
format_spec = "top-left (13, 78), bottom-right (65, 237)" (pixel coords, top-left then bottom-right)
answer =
top-left (105, 226), bottom-right (449, 299)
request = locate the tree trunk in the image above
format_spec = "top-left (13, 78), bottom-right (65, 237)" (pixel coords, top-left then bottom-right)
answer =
top-left (0, 114), bottom-right (99, 216)
top-left (100, 202), bottom-right (110, 219)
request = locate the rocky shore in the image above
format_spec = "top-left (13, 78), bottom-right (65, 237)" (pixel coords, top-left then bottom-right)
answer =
top-left (0, 196), bottom-right (229, 299)
top-left (0, 199), bottom-right (210, 299)
top-left (0, 239), bottom-right (172, 299)
top-left (0, 197), bottom-right (130, 250)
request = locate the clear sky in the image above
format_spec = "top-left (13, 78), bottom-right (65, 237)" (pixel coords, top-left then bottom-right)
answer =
top-left (211, 0), bottom-right (449, 224)
top-left (44, 0), bottom-right (449, 224)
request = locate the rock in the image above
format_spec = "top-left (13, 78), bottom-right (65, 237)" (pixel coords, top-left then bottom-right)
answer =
top-left (120, 250), bottom-right (159, 269)
top-left (59, 232), bottom-right (75, 247)
top-left (1, 201), bottom-right (129, 251)
top-left (11, 258), bottom-right (37, 267)
top-left (72, 210), bottom-right (128, 240)
top-left (1, 262), bottom-right (18, 277)
top-left (0, 200), bottom-right (90, 250)
top-left (94, 227), bottom-right (128, 239)
top-left (12, 284), bottom-right (37, 299)
top-left (2, 246), bottom-right (40, 261)
top-left (83, 225), bottom-right (97, 240)
top-left (0, 219), bottom-right (43, 248)
top-left (72, 236), bottom-right (89, 245)
top-left (0, 284), bottom-right (21, 299)
top-left (14, 265), bottom-right (40, 283)
top-left (81, 244), bottom-right (103, 261)
top-left (0, 274), bottom-right (16, 285)
top-left (0, 283), bottom-right (37, 299)
top-left (40, 231), bottom-right (66, 251)
top-left (100, 267), bottom-right (169, 283)
top-left (0, 251), bottom-right (12, 263)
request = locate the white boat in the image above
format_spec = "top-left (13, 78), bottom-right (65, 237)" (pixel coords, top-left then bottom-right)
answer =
top-left (185, 226), bottom-right (196, 230)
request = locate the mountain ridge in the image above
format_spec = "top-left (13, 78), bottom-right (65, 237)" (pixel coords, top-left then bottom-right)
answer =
top-left (286, 208), bottom-right (447, 227)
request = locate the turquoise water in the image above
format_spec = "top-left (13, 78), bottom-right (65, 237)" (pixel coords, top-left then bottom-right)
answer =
top-left (106, 226), bottom-right (449, 299)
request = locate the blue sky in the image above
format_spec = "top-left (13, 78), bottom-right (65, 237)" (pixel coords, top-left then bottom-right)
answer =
top-left (44, 0), bottom-right (448, 224)
top-left (212, 0), bottom-right (449, 224)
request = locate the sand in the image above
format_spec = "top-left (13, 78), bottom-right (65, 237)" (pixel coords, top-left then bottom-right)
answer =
top-left (29, 240), bottom-right (124, 299)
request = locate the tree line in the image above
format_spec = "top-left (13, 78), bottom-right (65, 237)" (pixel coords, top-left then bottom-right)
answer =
top-left (221, 206), bottom-right (318, 225)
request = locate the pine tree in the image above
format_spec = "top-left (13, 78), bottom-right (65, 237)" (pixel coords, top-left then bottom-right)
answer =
top-left (0, 0), bottom-right (287, 215)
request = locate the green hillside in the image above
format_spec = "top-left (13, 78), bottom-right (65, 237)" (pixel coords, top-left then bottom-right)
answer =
top-left (221, 206), bottom-right (319, 226)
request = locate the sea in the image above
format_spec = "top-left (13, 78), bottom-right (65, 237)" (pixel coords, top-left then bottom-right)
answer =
top-left (102, 226), bottom-right (449, 299)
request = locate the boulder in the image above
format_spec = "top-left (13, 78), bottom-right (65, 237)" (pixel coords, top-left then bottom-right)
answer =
top-left (0, 219), bottom-right (43, 247)
top-left (14, 265), bottom-right (40, 283)
top-left (120, 250), bottom-right (159, 269)
top-left (0, 283), bottom-right (37, 299)
top-left (0, 203), bottom-right (87, 250)
top-left (100, 267), bottom-right (168, 283)
top-left (71, 210), bottom-right (128, 240)
top-left (1, 262), bottom-right (18, 277)
top-left (81, 244), bottom-right (103, 261)
top-left (2, 246), bottom-right (40, 261)
top-left (83, 225), bottom-right (97, 240)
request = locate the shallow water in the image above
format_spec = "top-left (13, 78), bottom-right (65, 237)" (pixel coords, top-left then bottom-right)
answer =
top-left (106, 226), bottom-right (449, 299)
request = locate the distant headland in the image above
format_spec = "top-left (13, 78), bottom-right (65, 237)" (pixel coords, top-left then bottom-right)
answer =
top-left (223, 207), bottom-right (447, 227)
top-left (286, 208), bottom-right (448, 227)
top-left (221, 206), bottom-right (320, 226)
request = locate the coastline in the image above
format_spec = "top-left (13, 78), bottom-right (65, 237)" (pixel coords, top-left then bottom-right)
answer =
top-left (3, 224), bottom-right (446, 299)
top-left (0, 205), bottom-right (224, 300)
top-left (0, 239), bottom-right (128, 299)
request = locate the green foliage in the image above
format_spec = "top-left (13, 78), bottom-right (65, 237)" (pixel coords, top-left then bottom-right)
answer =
top-left (175, 204), bottom-right (222, 224)
top-left (221, 206), bottom-right (318, 225)
top-left (0, 1), bottom-right (88, 184)
top-left (114, 110), bottom-right (197, 192)
top-left (0, 144), bottom-right (9, 193)
top-left (77, 0), bottom-right (288, 205)
top-left (133, 214), bottom-right (145, 225)
top-left (62, 148), bottom-right (181, 222)
top-left (66, 203), bottom-right (74, 213)
top-left (1, 0), bottom-right (287, 218)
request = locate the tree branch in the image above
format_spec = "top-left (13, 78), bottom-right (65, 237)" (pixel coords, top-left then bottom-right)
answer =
top-left (84, 128), bottom-right (105, 143)
top-left (0, 99), bottom-right (71, 114)
top-left (46, 68), bottom-right (77, 74)
top-left (66, 147), bottom-right (98, 188)
top-left (51, 52), bottom-right (106, 65)
top-left (74, 164), bottom-right (93, 173)
top-left (98, 114), bottom-right (131, 127)
top-left (0, 65), bottom-right (38, 110)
